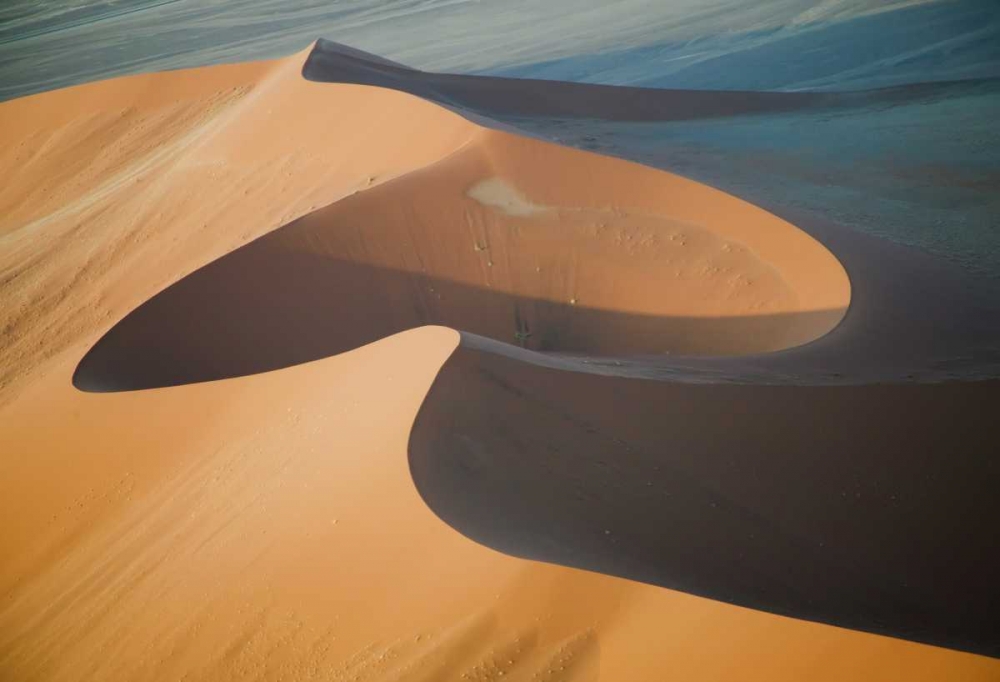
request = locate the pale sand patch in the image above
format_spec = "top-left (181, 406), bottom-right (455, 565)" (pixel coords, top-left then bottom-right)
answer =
top-left (466, 177), bottom-right (549, 217)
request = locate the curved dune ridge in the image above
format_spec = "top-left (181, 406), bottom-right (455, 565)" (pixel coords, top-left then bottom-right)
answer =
top-left (0, 43), bottom-right (997, 682)
top-left (73, 112), bottom-right (849, 391)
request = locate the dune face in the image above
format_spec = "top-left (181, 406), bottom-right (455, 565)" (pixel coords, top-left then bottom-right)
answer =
top-left (410, 344), bottom-right (1000, 657)
top-left (1, 41), bottom-right (998, 682)
top-left (75, 121), bottom-right (848, 391)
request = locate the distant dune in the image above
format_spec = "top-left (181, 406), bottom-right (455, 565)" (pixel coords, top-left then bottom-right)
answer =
top-left (0, 41), bottom-right (997, 682)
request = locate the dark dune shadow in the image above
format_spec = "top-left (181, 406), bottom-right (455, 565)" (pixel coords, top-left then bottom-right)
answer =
top-left (72, 210), bottom-right (841, 392)
top-left (302, 39), bottom-right (1000, 123)
top-left (408, 341), bottom-right (1000, 657)
top-left (302, 39), bottom-right (827, 122)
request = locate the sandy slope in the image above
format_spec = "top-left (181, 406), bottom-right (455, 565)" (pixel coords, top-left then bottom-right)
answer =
top-left (0, 45), bottom-right (996, 681)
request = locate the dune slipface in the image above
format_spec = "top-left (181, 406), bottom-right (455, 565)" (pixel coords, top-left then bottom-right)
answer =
top-left (73, 121), bottom-right (848, 391)
top-left (0, 42), bottom-right (997, 682)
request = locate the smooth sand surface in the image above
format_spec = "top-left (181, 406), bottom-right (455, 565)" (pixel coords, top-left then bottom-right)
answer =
top-left (413, 338), bottom-right (1000, 656)
top-left (1, 44), bottom-right (997, 681)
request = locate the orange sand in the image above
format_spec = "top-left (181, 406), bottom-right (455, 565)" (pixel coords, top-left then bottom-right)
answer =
top-left (0, 46), bottom-right (995, 680)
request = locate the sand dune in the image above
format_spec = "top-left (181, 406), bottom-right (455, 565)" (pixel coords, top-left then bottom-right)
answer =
top-left (75, 120), bottom-right (847, 391)
top-left (1, 41), bottom-right (997, 682)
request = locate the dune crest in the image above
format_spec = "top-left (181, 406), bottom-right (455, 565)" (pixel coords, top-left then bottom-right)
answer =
top-left (0, 41), bottom-right (996, 682)
top-left (74, 117), bottom-right (849, 391)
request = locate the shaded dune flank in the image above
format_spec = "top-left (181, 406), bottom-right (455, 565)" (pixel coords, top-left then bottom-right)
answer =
top-left (410, 343), bottom-right (1000, 657)
top-left (301, 40), bottom-right (832, 122)
top-left (2, 41), bottom-right (998, 682)
top-left (74, 127), bottom-right (848, 391)
top-left (302, 39), bottom-right (998, 122)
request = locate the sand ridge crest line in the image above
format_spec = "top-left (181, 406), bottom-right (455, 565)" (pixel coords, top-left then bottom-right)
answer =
top-left (68, 70), bottom-right (849, 394)
top-left (0, 47), bottom-right (312, 250)
top-left (72, 125), bottom-right (847, 392)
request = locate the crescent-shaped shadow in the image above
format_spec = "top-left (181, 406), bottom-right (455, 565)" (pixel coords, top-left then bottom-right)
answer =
top-left (73, 122), bottom-right (849, 392)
